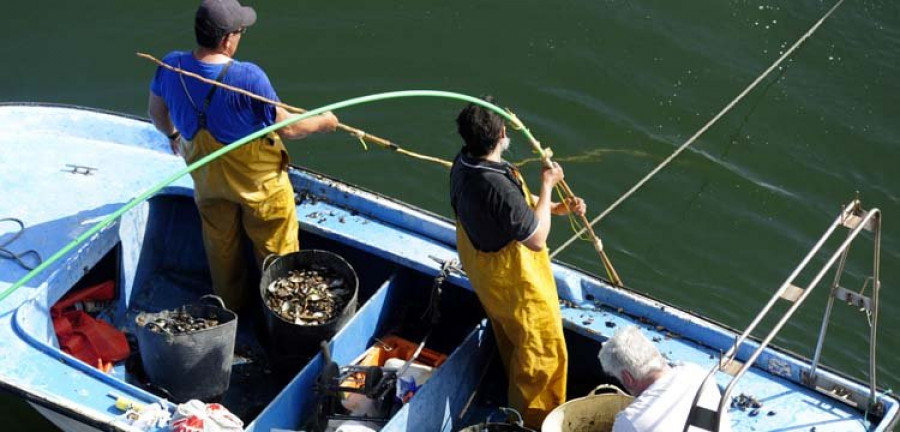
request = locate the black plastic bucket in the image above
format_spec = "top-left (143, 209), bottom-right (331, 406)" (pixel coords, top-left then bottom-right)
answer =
top-left (259, 250), bottom-right (359, 358)
top-left (134, 295), bottom-right (237, 402)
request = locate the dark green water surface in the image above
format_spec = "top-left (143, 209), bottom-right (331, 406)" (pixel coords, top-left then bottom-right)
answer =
top-left (1, 0), bottom-right (897, 429)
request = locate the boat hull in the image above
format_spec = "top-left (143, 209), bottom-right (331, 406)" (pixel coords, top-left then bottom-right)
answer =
top-left (31, 404), bottom-right (103, 432)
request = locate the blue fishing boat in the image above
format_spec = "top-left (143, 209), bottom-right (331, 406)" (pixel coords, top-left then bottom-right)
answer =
top-left (0, 103), bottom-right (896, 431)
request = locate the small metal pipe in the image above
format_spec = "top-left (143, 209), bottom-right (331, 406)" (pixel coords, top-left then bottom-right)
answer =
top-left (870, 212), bottom-right (881, 402)
top-left (809, 243), bottom-right (851, 379)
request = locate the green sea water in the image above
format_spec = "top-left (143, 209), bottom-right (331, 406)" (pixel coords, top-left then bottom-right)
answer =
top-left (1, 0), bottom-right (897, 429)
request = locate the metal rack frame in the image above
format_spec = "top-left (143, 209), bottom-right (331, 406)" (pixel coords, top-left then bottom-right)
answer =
top-left (684, 199), bottom-right (884, 431)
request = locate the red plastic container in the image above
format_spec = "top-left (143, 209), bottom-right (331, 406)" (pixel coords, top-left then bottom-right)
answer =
top-left (53, 310), bottom-right (130, 367)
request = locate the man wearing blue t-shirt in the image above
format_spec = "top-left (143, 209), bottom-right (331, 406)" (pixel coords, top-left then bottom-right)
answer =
top-left (147, 0), bottom-right (339, 310)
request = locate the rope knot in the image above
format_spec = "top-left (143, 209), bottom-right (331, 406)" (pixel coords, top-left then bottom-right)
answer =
top-left (505, 108), bottom-right (525, 131)
top-left (350, 129), bottom-right (369, 151)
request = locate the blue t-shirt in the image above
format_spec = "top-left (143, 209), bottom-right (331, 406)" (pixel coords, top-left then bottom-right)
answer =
top-left (150, 51), bottom-right (279, 144)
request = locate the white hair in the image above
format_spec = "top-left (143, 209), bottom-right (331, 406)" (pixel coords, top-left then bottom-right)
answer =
top-left (598, 325), bottom-right (667, 383)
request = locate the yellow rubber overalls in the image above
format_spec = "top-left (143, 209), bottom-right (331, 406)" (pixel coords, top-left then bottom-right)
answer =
top-left (455, 167), bottom-right (568, 428)
top-left (176, 61), bottom-right (299, 311)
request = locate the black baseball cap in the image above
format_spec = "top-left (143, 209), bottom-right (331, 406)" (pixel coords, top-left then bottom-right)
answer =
top-left (196, 0), bottom-right (257, 33)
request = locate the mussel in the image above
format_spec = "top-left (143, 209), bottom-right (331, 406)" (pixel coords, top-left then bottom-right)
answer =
top-left (263, 267), bottom-right (349, 325)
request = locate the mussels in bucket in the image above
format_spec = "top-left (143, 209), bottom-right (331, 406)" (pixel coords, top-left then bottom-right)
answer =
top-left (259, 250), bottom-right (359, 359)
top-left (141, 309), bottom-right (221, 335)
top-left (134, 295), bottom-right (237, 402)
top-left (264, 264), bottom-right (352, 326)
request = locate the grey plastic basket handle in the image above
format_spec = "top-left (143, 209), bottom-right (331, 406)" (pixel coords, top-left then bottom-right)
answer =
top-left (489, 407), bottom-right (525, 427)
top-left (590, 384), bottom-right (630, 397)
top-left (198, 294), bottom-right (227, 310)
top-left (262, 253), bottom-right (281, 272)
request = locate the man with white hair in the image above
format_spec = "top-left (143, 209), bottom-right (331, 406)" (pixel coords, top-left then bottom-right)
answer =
top-left (598, 326), bottom-right (731, 432)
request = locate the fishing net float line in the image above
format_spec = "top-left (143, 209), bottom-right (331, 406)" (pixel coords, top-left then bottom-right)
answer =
top-left (551, 0), bottom-right (848, 258)
top-left (2, 89), bottom-right (624, 303)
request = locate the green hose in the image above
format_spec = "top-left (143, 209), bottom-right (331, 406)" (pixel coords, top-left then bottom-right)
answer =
top-left (0, 90), bottom-right (540, 303)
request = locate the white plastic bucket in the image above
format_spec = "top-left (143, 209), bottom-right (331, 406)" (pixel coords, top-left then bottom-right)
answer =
top-left (541, 384), bottom-right (633, 432)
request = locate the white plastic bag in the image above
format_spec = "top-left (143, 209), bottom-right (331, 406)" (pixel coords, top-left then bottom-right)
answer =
top-left (123, 401), bottom-right (171, 431)
top-left (170, 399), bottom-right (243, 432)
top-left (326, 419), bottom-right (380, 432)
top-left (384, 358), bottom-right (433, 404)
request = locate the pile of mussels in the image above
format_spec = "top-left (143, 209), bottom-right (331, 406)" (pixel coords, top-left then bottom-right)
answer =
top-left (143, 310), bottom-right (220, 335)
top-left (265, 264), bottom-right (350, 325)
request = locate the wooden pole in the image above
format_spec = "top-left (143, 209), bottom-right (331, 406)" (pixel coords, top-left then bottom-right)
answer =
top-left (137, 52), bottom-right (452, 168)
top-left (507, 111), bottom-right (623, 286)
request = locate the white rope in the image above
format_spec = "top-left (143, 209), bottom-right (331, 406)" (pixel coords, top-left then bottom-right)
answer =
top-left (551, 0), bottom-right (848, 259)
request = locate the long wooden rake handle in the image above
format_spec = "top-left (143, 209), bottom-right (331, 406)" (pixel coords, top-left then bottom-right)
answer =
top-left (138, 52), bottom-right (451, 168)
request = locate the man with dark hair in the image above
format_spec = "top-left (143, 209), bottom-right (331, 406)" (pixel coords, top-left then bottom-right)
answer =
top-left (147, 0), bottom-right (339, 310)
top-left (450, 98), bottom-right (586, 427)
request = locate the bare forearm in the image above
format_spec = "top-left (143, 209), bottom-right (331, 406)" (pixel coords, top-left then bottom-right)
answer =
top-left (522, 161), bottom-right (565, 251)
top-left (524, 183), bottom-right (554, 251)
top-left (276, 118), bottom-right (318, 140)
top-left (535, 193), bottom-right (567, 216)
top-left (275, 107), bottom-right (337, 140)
top-left (147, 93), bottom-right (176, 136)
